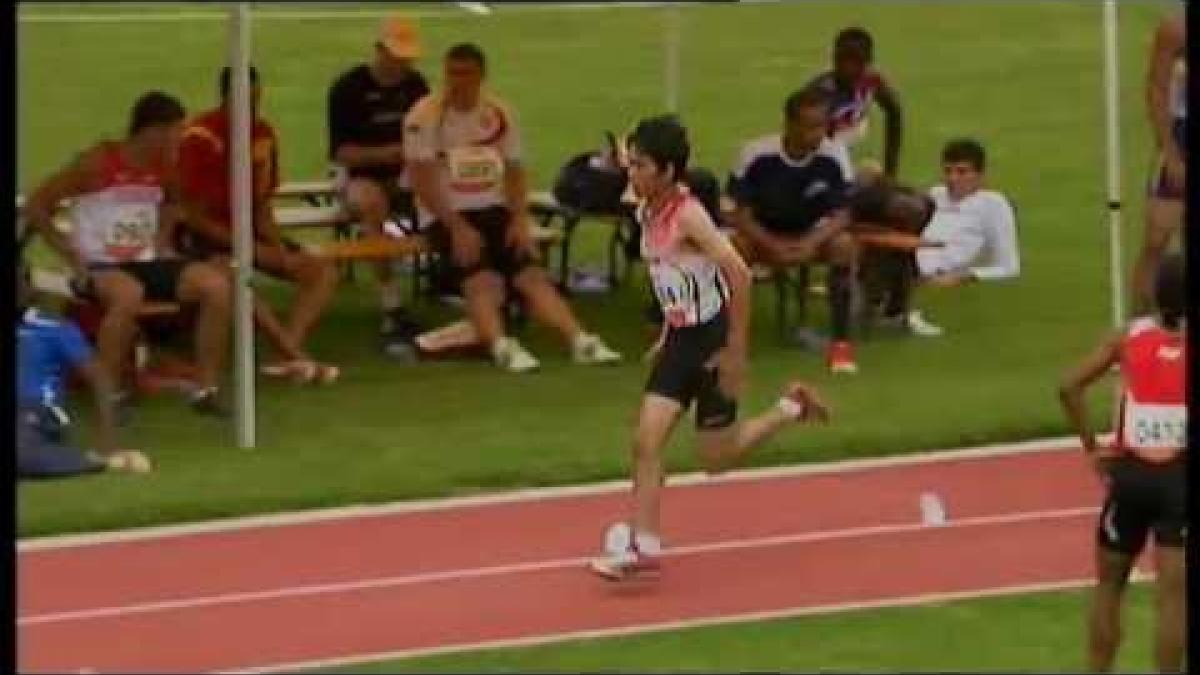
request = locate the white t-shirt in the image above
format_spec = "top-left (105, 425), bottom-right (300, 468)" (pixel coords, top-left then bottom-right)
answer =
top-left (403, 92), bottom-right (523, 226)
top-left (916, 185), bottom-right (1020, 281)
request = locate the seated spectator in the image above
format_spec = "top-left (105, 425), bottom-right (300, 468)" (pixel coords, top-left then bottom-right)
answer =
top-left (804, 26), bottom-right (904, 180)
top-left (177, 65), bottom-right (339, 382)
top-left (405, 42), bottom-right (621, 373)
top-left (23, 91), bottom-right (232, 415)
top-left (857, 138), bottom-right (1020, 337)
top-left (726, 87), bottom-right (859, 374)
top-left (17, 262), bottom-right (151, 478)
top-left (327, 15), bottom-right (431, 353)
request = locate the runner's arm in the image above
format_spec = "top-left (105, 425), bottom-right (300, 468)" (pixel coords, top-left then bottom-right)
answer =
top-left (1057, 333), bottom-right (1122, 453)
top-left (681, 204), bottom-right (752, 349)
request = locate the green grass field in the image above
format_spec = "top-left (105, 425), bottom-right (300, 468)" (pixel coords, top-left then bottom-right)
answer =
top-left (17, 1), bottom-right (1169, 539)
top-left (16, 3), bottom-right (1178, 672)
top-left (318, 585), bottom-right (1158, 673)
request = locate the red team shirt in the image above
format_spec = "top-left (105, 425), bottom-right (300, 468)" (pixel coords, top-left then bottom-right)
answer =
top-left (178, 107), bottom-right (279, 232)
top-left (1115, 317), bottom-right (1187, 462)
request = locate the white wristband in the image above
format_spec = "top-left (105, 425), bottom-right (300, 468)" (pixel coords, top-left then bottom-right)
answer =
top-left (777, 396), bottom-right (805, 419)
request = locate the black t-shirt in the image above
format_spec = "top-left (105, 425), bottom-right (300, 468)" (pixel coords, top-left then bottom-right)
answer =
top-left (726, 134), bottom-right (849, 235)
top-left (327, 64), bottom-right (430, 181)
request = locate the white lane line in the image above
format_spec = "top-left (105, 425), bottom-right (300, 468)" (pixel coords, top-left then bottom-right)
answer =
top-left (223, 571), bottom-right (1154, 674)
top-left (17, 3), bottom-right (688, 23)
top-left (19, 436), bottom-right (1088, 551)
top-left (19, 504), bottom-right (1097, 627)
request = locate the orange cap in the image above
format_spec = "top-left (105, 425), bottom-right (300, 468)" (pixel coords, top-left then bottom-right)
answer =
top-left (378, 16), bottom-right (421, 58)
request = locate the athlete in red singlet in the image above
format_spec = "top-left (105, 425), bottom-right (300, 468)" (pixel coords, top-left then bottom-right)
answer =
top-left (1058, 253), bottom-right (1186, 673)
top-left (25, 92), bottom-right (233, 415)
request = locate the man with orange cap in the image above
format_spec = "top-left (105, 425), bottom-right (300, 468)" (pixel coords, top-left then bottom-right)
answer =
top-left (327, 16), bottom-right (431, 354)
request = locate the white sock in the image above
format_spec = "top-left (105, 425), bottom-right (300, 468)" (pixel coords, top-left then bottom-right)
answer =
top-left (634, 530), bottom-right (662, 556)
top-left (777, 396), bottom-right (805, 420)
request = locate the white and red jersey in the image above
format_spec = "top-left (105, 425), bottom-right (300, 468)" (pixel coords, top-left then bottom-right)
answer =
top-left (638, 187), bottom-right (728, 328)
top-left (403, 92), bottom-right (523, 227)
top-left (1115, 316), bottom-right (1187, 462)
top-left (71, 141), bottom-right (168, 265)
top-left (804, 68), bottom-right (888, 146)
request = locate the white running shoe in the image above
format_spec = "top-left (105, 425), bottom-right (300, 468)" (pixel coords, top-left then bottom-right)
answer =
top-left (492, 337), bottom-right (540, 373)
top-left (589, 523), bottom-right (662, 581)
top-left (589, 551), bottom-right (661, 581)
top-left (906, 311), bottom-right (945, 338)
top-left (572, 333), bottom-right (622, 365)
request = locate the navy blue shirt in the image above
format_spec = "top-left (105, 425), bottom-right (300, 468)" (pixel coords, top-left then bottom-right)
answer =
top-left (17, 309), bottom-right (92, 408)
top-left (726, 134), bottom-right (851, 235)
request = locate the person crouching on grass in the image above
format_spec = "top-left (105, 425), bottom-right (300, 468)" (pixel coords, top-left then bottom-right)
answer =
top-left (1058, 253), bottom-right (1186, 674)
top-left (17, 262), bottom-right (152, 478)
top-left (588, 115), bottom-right (830, 581)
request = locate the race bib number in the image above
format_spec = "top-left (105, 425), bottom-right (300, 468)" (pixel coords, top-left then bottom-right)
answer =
top-left (103, 205), bottom-right (157, 260)
top-left (649, 263), bottom-right (693, 328)
top-left (1123, 400), bottom-right (1186, 454)
top-left (446, 146), bottom-right (504, 194)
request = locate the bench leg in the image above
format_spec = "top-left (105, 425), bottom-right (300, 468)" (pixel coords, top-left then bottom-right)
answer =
top-left (608, 215), bottom-right (635, 289)
top-left (773, 272), bottom-right (789, 343)
top-left (557, 215), bottom-right (580, 293)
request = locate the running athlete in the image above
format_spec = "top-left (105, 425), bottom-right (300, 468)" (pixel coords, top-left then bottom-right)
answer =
top-left (1058, 253), bottom-right (1186, 673)
top-left (1131, 9), bottom-right (1186, 315)
top-left (589, 116), bottom-right (830, 581)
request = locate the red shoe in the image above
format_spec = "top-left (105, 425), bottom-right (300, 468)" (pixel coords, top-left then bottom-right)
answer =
top-left (827, 340), bottom-right (858, 374)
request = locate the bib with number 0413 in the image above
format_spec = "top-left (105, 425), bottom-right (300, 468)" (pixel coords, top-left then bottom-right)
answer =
top-left (446, 146), bottom-right (505, 194)
top-left (102, 204), bottom-right (158, 261)
top-left (1122, 398), bottom-right (1186, 461)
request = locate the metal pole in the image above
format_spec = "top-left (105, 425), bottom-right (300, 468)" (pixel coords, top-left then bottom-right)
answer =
top-left (1102, 0), bottom-right (1124, 329)
top-left (1101, 0), bottom-right (1126, 441)
top-left (664, 5), bottom-right (680, 114)
top-left (229, 2), bottom-right (256, 448)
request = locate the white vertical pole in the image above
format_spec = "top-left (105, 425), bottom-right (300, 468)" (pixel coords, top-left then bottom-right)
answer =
top-left (664, 4), bottom-right (681, 114)
top-left (229, 2), bottom-right (256, 448)
top-left (1101, 0), bottom-right (1125, 439)
top-left (1102, 0), bottom-right (1124, 329)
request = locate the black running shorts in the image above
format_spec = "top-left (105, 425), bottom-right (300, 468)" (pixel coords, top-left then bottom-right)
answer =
top-left (428, 206), bottom-right (536, 281)
top-left (644, 310), bottom-right (737, 430)
top-left (1096, 454), bottom-right (1186, 555)
top-left (89, 259), bottom-right (188, 303)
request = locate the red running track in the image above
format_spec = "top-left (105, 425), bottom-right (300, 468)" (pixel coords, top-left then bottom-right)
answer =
top-left (18, 442), bottom-right (1135, 673)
